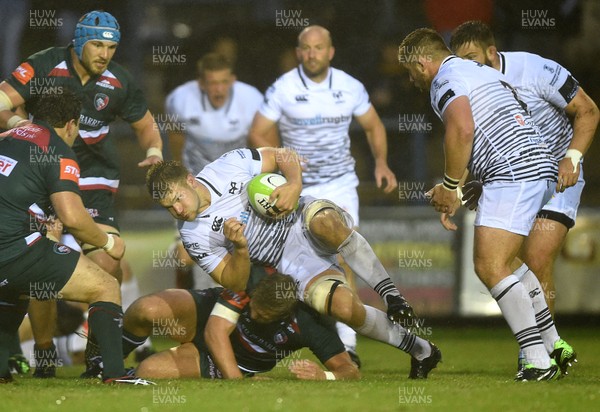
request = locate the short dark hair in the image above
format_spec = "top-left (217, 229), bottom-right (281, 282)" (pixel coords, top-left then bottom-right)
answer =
top-left (250, 273), bottom-right (297, 319)
top-left (450, 21), bottom-right (496, 53)
top-left (197, 52), bottom-right (233, 78)
top-left (398, 28), bottom-right (450, 64)
top-left (30, 89), bottom-right (81, 128)
top-left (145, 160), bottom-right (189, 201)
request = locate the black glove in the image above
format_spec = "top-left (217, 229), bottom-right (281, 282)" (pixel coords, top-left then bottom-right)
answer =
top-left (386, 294), bottom-right (417, 327)
top-left (461, 180), bottom-right (483, 211)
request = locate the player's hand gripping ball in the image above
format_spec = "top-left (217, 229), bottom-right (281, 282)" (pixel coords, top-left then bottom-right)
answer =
top-left (247, 173), bottom-right (297, 218)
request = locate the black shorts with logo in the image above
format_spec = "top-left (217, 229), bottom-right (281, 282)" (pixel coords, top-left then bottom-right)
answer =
top-left (81, 189), bottom-right (120, 231)
top-left (0, 237), bottom-right (80, 301)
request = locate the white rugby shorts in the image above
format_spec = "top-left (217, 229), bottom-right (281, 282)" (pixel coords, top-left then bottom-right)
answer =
top-left (475, 180), bottom-right (555, 236)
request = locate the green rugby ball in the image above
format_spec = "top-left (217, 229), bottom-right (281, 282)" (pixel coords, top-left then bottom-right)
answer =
top-left (247, 173), bottom-right (290, 218)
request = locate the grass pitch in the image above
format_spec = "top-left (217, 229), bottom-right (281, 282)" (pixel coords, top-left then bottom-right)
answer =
top-left (3, 326), bottom-right (599, 412)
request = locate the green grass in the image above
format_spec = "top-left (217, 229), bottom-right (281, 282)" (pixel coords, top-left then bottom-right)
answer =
top-left (3, 326), bottom-right (599, 412)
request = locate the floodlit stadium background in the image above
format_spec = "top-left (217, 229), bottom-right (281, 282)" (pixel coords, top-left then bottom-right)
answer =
top-left (5, 0), bottom-right (600, 317)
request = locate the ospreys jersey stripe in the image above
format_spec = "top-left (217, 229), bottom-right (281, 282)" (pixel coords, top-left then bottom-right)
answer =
top-left (259, 66), bottom-right (371, 186)
top-left (498, 51), bottom-right (578, 159)
top-left (431, 57), bottom-right (557, 183)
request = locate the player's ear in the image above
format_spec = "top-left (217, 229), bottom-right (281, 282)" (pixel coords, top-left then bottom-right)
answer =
top-left (186, 173), bottom-right (195, 186)
top-left (485, 45), bottom-right (497, 62)
top-left (328, 45), bottom-right (335, 61)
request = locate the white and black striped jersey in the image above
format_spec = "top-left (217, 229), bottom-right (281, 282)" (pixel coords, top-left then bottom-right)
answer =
top-left (178, 148), bottom-right (300, 275)
top-left (431, 56), bottom-right (557, 183)
top-left (498, 51), bottom-right (578, 159)
top-left (259, 66), bottom-right (371, 186)
top-left (166, 81), bottom-right (263, 174)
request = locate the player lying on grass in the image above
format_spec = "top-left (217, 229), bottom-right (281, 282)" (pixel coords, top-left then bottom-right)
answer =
top-left (116, 273), bottom-right (360, 380)
top-left (0, 91), bottom-right (152, 385)
top-left (145, 148), bottom-right (441, 379)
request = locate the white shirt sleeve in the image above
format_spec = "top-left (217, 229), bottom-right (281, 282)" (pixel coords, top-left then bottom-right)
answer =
top-left (258, 83), bottom-right (283, 122)
top-left (430, 73), bottom-right (469, 119)
top-left (527, 54), bottom-right (579, 110)
top-left (352, 83), bottom-right (372, 117)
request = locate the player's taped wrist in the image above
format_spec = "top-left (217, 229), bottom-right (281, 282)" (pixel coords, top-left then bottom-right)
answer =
top-left (146, 147), bottom-right (163, 160)
top-left (324, 371), bottom-right (336, 380)
top-left (7, 115), bottom-right (26, 129)
top-left (442, 173), bottom-right (460, 192)
top-left (564, 149), bottom-right (582, 173)
top-left (102, 233), bottom-right (115, 252)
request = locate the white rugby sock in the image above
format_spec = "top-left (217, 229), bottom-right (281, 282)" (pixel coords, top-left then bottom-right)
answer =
top-left (338, 231), bottom-right (400, 300)
top-left (335, 322), bottom-right (357, 353)
top-left (490, 274), bottom-right (550, 369)
top-left (515, 264), bottom-right (560, 354)
top-left (355, 306), bottom-right (431, 360)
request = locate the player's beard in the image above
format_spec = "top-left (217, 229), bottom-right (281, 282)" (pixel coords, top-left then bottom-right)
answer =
top-left (81, 58), bottom-right (107, 77)
top-left (301, 59), bottom-right (328, 80)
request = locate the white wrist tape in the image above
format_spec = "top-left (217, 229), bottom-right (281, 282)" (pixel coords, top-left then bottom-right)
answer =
top-left (7, 115), bottom-right (25, 129)
top-left (324, 371), bottom-right (336, 380)
top-left (564, 149), bottom-right (582, 173)
top-left (146, 147), bottom-right (163, 160)
top-left (102, 233), bottom-right (115, 252)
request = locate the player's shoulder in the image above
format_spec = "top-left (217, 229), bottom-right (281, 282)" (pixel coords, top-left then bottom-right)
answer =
top-left (26, 46), bottom-right (68, 63)
top-left (269, 67), bottom-right (302, 90)
top-left (330, 67), bottom-right (364, 88)
top-left (218, 289), bottom-right (250, 311)
top-left (104, 59), bottom-right (135, 82)
top-left (233, 81), bottom-right (263, 101)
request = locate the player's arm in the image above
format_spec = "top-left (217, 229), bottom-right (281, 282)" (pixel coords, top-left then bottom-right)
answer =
top-left (204, 305), bottom-right (244, 379)
top-left (0, 81), bottom-right (28, 129)
top-left (258, 147), bottom-right (302, 215)
top-left (289, 352), bottom-right (359, 380)
top-left (355, 106), bottom-right (398, 194)
top-left (427, 96), bottom-right (473, 215)
top-left (130, 110), bottom-right (164, 167)
top-left (560, 87), bottom-right (600, 188)
top-left (208, 218), bottom-right (250, 292)
top-left (50, 191), bottom-right (124, 259)
top-left (248, 112), bottom-right (281, 148)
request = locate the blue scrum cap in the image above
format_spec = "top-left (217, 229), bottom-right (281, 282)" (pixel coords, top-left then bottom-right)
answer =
top-left (73, 11), bottom-right (120, 59)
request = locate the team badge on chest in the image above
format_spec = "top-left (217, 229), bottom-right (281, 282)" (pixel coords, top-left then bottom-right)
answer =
top-left (94, 93), bottom-right (110, 111)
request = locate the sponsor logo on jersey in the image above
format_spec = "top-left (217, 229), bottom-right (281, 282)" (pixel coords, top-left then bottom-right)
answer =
top-left (53, 243), bottom-right (72, 255)
top-left (228, 181), bottom-right (244, 195)
top-left (96, 79), bottom-right (115, 90)
top-left (94, 93), bottom-right (110, 111)
top-left (12, 62), bottom-right (35, 85)
top-left (211, 216), bottom-right (224, 232)
top-left (59, 158), bottom-right (80, 183)
top-left (183, 241), bottom-right (200, 249)
top-left (514, 114), bottom-right (526, 126)
top-left (295, 94), bottom-right (308, 102)
top-left (0, 155), bottom-right (18, 177)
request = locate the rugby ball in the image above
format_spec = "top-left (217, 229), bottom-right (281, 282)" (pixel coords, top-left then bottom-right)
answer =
top-left (247, 173), bottom-right (289, 218)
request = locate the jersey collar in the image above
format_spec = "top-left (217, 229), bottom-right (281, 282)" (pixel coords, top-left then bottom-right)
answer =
top-left (498, 52), bottom-right (506, 75)
top-left (297, 65), bottom-right (333, 90)
top-left (440, 55), bottom-right (459, 67)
